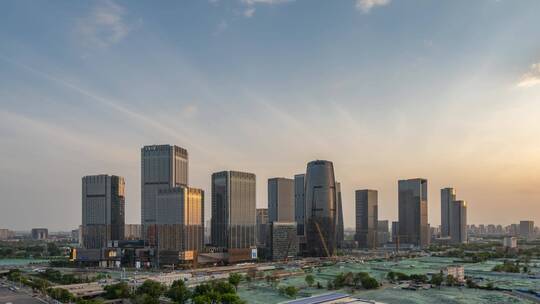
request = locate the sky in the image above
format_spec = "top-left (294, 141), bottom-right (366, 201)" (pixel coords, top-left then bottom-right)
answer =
top-left (1, 0), bottom-right (540, 231)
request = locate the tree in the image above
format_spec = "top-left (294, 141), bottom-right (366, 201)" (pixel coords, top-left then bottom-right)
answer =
top-left (279, 286), bottom-right (299, 298)
top-left (136, 280), bottom-right (166, 299)
top-left (192, 295), bottom-right (212, 304)
top-left (221, 293), bottom-right (246, 304)
top-left (446, 275), bottom-right (457, 287)
top-left (430, 273), bottom-right (443, 288)
top-left (166, 280), bottom-right (191, 304)
top-left (410, 274), bottom-right (428, 283)
top-left (387, 271), bottom-right (396, 282)
top-left (104, 282), bottom-right (131, 299)
top-left (228, 273), bottom-right (242, 291)
top-left (48, 288), bottom-right (75, 303)
top-left (360, 277), bottom-right (379, 290)
top-left (213, 282), bottom-right (236, 295)
top-left (305, 274), bottom-right (315, 287)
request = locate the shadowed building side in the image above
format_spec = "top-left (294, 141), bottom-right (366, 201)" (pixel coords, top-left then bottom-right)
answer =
top-left (304, 160), bottom-right (337, 257)
top-left (82, 175), bottom-right (125, 249)
top-left (211, 171), bottom-right (256, 250)
top-left (355, 189), bottom-right (378, 249)
top-left (398, 178), bottom-right (429, 247)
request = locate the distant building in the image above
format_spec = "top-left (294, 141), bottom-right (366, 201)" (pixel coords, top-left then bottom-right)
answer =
top-left (268, 178), bottom-right (295, 223)
top-left (440, 188), bottom-right (456, 238)
top-left (124, 224), bottom-right (142, 240)
top-left (336, 182), bottom-right (344, 249)
top-left (294, 174), bottom-right (306, 236)
top-left (0, 229), bottom-right (14, 240)
top-left (520, 221), bottom-right (534, 240)
top-left (398, 178), bottom-right (429, 247)
top-left (442, 265), bottom-right (465, 283)
top-left (391, 221), bottom-right (399, 242)
top-left (304, 160), bottom-right (338, 257)
top-left (503, 236), bottom-right (517, 249)
top-left (155, 187), bottom-right (204, 254)
top-left (355, 190), bottom-right (378, 249)
top-left (82, 175), bottom-right (125, 249)
top-left (256, 208), bottom-right (269, 248)
top-left (270, 222), bottom-right (298, 261)
top-left (377, 220), bottom-right (390, 246)
top-left (31, 228), bottom-right (48, 240)
top-left (141, 145), bottom-right (188, 244)
top-left (450, 200), bottom-right (467, 244)
top-left (211, 171), bottom-right (256, 250)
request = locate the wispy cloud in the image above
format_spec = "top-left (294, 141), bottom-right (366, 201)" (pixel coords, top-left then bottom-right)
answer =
top-left (75, 0), bottom-right (131, 49)
top-left (356, 0), bottom-right (391, 13)
top-left (517, 63), bottom-right (540, 88)
top-left (214, 20), bottom-right (228, 35)
top-left (240, 0), bottom-right (294, 18)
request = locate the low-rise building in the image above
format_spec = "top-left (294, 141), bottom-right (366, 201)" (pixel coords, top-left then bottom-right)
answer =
top-left (503, 236), bottom-right (518, 249)
top-left (442, 265), bottom-right (465, 283)
top-left (31, 228), bottom-right (48, 240)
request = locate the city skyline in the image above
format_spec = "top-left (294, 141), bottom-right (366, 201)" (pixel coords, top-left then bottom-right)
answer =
top-left (2, 0), bottom-right (540, 230)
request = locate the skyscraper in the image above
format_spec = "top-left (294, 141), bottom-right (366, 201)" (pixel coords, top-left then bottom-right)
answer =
top-left (355, 189), bottom-right (378, 249)
top-left (268, 178), bottom-right (295, 223)
top-left (141, 145), bottom-right (188, 243)
top-left (398, 178), bottom-right (429, 247)
top-left (294, 174), bottom-right (305, 236)
top-left (211, 171), bottom-right (256, 249)
top-left (336, 182), bottom-right (344, 249)
top-left (82, 175), bottom-right (125, 249)
top-left (449, 200), bottom-right (467, 244)
top-left (304, 160), bottom-right (337, 257)
top-left (441, 188), bottom-right (456, 238)
top-left (156, 187), bottom-right (204, 253)
top-left (520, 220), bottom-right (534, 240)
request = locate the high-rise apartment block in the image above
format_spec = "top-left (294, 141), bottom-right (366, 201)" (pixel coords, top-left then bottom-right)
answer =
top-left (398, 178), bottom-right (429, 247)
top-left (211, 171), bottom-right (256, 249)
top-left (82, 175), bottom-right (125, 249)
top-left (355, 189), bottom-right (378, 249)
top-left (141, 145), bottom-right (188, 243)
top-left (31, 228), bottom-right (48, 240)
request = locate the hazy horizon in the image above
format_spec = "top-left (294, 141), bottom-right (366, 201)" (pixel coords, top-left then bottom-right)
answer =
top-left (1, 0), bottom-right (540, 231)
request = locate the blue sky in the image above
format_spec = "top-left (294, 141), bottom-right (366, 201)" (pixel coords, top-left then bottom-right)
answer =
top-left (1, 0), bottom-right (540, 230)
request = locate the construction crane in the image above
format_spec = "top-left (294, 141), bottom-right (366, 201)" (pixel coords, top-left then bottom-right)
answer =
top-left (314, 221), bottom-right (331, 258)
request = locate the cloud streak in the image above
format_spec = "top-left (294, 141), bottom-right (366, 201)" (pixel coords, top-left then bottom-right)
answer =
top-left (75, 0), bottom-right (131, 49)
top-left (240, 0), bottom-right (294, 18)
top-left (517, 62), bottom-right (540, 88)
top-left (356, 0), bottom-right (391, 13)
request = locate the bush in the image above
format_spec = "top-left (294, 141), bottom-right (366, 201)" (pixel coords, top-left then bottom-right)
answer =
top-left (104, 282), bottom-right (131, 299)
top-left (279, 286), bottom-right (299, 298)
top-left (360, 277), bottom-right (379, 290)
